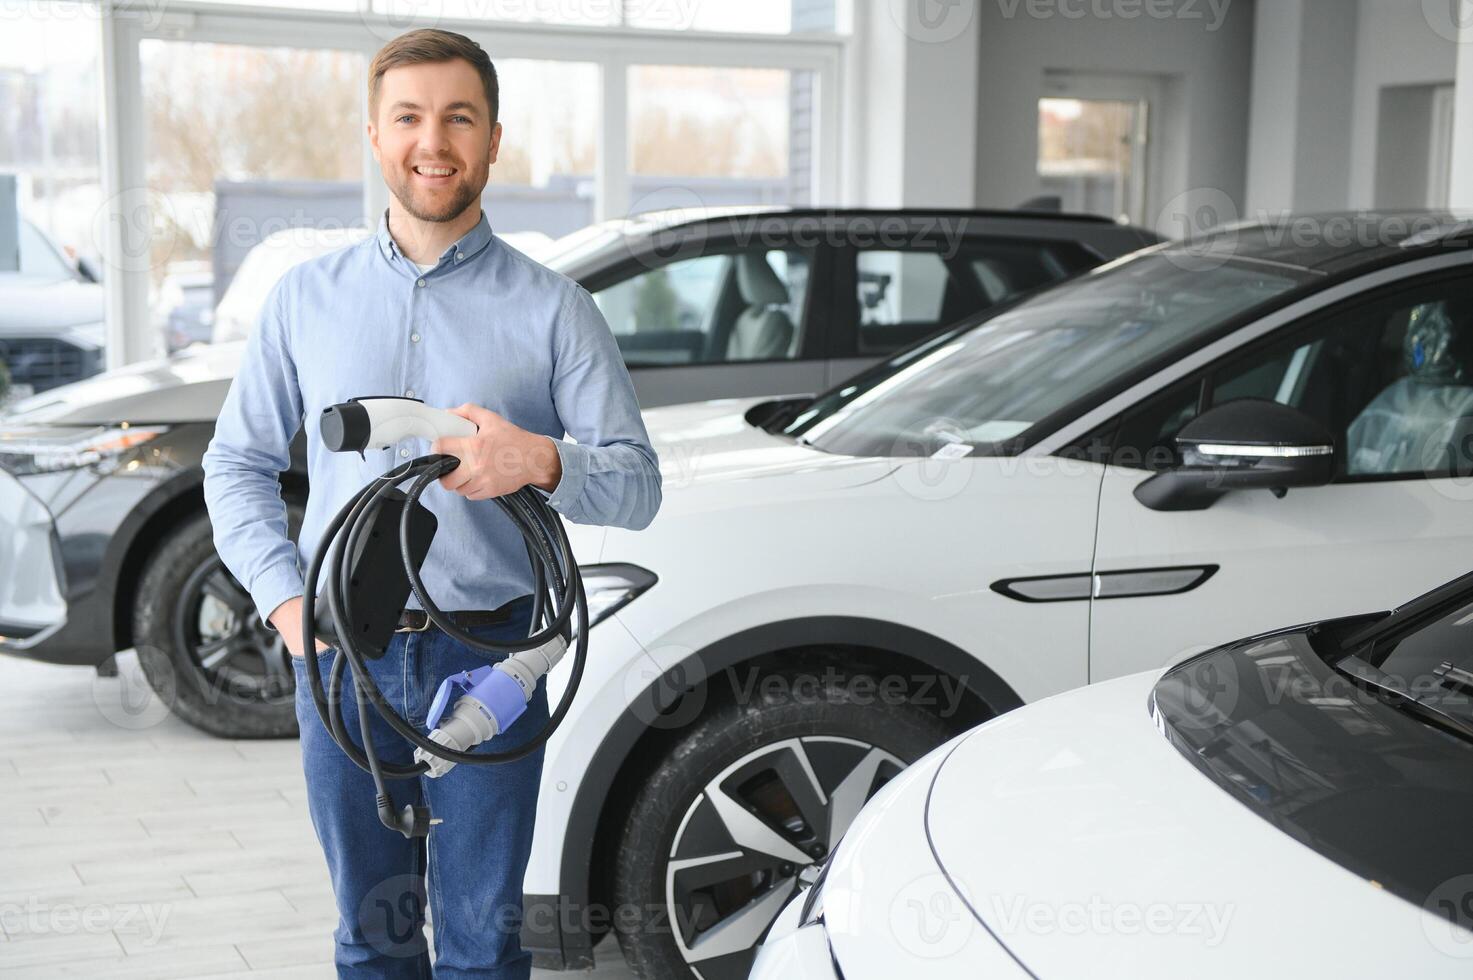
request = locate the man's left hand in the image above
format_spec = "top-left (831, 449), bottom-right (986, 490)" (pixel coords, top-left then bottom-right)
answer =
top-left (430, 403), bottom-right (563, 501)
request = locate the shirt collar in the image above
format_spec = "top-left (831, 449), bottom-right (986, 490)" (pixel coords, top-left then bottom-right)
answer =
top-left (375, 207), bottom-right (495, 271)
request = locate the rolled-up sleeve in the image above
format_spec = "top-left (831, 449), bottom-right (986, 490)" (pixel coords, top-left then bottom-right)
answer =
top-left (201, 273), bottom-right (306, 625)
top-left (546, 282), bottom-right (662, 529)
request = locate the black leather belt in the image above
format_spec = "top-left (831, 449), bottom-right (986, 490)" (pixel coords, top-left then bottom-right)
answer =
top-left (394, 597), bottom-right (529, 633)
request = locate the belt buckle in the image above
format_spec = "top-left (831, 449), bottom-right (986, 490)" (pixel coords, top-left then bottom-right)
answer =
top-left (395, 611), bottom-right (434, 634)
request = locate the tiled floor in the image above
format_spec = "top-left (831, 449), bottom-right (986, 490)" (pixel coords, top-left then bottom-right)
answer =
top-left (0, 651), bottom-right (638, 979)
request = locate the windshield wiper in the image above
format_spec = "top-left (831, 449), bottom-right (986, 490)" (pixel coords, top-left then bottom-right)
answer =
top-left (1332, 655), bottom-right (1473, 743)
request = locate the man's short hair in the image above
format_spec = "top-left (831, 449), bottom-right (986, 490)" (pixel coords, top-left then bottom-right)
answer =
top-left (368, 29), bottom-right (499, 123)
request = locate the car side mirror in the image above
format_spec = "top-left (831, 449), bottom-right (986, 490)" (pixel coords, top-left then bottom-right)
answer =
top-left (1134, 398), bottom-right (1335, 512)
top-left (76, 255), bottom-right (102, 283)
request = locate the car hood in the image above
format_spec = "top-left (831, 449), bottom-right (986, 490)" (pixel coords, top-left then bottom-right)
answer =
top-left (0, 277), bottom-right (104, 334)
top-left (2, 342), bottom-right (242, 425)
top-left (641, 396), bottom-right (885, 489)
top-left (922, 672), bottom-right (1462, 978)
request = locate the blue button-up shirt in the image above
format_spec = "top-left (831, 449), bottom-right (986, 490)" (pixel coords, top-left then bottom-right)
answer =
top-left (202, 209), bottom-right (662, 626)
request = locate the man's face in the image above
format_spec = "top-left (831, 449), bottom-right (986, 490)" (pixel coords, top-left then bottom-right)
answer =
top-left (368, 59), bottom-right (501, 223)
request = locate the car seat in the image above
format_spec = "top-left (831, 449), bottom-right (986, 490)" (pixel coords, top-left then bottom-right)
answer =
top-left (1346, 298), bottom-right (1473, 475)
top-left (726, 253), bottom-right (794, 361)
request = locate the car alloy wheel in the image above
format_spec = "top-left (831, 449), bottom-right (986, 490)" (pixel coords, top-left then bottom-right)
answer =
top-left (665, 736), bottom-right (904, 980)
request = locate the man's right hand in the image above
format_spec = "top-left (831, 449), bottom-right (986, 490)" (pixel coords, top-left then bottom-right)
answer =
top-left (269, 595), bottom-right (332, 659)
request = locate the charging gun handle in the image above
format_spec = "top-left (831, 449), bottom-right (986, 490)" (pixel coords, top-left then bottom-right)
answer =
top-left (320, 397), bottom-right (478, 455)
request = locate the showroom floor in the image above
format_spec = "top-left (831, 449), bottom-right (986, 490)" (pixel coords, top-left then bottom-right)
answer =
top-left (0, 652), bottom-right (636, 979)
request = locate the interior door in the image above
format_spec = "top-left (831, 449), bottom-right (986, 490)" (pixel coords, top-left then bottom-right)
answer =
top-left (1089, 272), bottom-right (1473, 681)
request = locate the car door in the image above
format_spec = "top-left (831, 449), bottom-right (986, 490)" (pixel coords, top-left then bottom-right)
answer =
top-left (1089, 269), bottom-right (1473, 681)
top-left (586, 232), bottom-right (830, 408)
top-left (825, 227), bottom-right (1099, 385)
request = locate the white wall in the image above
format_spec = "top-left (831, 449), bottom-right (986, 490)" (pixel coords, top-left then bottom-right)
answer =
top-left (972, 0), bottom-right (1256, 234)
top-left (1346, 0), bottom-right (1458, 208)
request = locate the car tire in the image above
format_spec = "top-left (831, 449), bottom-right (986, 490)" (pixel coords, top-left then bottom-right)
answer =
top-left (133, 509), bottom-right (300, 738)
top-left (612, 668), bottom-right (953, 980)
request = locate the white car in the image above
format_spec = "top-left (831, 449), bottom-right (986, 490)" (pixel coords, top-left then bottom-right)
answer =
top-left (751, 572), bottom-right (1473, 979)
top-left (519, 213), bottom-right (1473, 977)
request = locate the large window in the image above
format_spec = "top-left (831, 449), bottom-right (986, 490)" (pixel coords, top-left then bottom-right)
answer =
top-left (484, 59), bottom-right (599, 243)
top-left (0, 3), bottom-right (106, 405)
top-left (141, 40), bottom-right (364, 354)
top-left (74, 3), bottom-right (840, 373)
top-left (628, 65), bottom-right (814, 211)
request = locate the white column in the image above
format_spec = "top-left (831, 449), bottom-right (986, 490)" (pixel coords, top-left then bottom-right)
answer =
top-left (97, 8), bottom-right (154, 369)
top-left (847, 0), bottom-right (981, 208)
top-left (1450, 7), bottom-right (1473, 208)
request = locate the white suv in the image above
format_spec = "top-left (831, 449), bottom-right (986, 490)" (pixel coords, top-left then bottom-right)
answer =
top-left (527, 213), bottom-right (1473, 979)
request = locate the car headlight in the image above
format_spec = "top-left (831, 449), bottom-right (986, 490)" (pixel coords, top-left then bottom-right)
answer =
top-left (579, 563), bottom-right (657, 629)
top-left (0, 424), bottom-right (169, 475)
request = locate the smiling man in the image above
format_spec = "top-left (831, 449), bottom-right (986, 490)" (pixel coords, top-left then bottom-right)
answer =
top-left (200, 28), bottom-right (661, 980)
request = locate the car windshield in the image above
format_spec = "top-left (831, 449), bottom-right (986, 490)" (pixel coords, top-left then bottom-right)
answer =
top-left (779, 253), bottom-right (1311, 457)
top-left (1152, 582), bottom-right (1473, 922)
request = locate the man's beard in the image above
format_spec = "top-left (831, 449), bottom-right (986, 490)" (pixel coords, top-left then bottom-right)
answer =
top-left (390, 165), bottom-right (485, 223)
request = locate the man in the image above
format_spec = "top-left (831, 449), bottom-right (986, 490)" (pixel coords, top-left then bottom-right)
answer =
top-left (201, 28), bottom-right (661, 979)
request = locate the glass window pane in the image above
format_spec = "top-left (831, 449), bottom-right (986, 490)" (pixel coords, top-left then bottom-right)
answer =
top-left (141, 41), bottom-right (365, 353)
top-left (484, 59), bottom-right (598, 243)
top-left (378, 0), bottom-right (617, 26)
top-left (853, 241), bottom-right (1097, 356)
top-left (629, 65), bottom-right (813, 210)
top-left (593, 247), bottom-right (811, 366)
top-left (1038, 97), bottom-right (1142, 223)
top-left (0, 3), bottom-right (105, 405)
top-left (626, 0), bottom-right (843, 33)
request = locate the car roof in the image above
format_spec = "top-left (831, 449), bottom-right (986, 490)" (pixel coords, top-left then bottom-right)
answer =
top-left (625, 204), bottom-right (1122, 229)
top-left (1158, 210), bottom-right (1473, 276)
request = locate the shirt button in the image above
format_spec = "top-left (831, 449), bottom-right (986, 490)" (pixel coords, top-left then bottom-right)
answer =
top-left (417, 278), bottom-right (426, 288)
top-left (400, 448), bottom-right (410, 458)
top-left (405, 389), bottom-right (415, 398)
top-left (411, 332), bottom-right (421, 343)
top-left (455, 252), bottom-right (464, 261)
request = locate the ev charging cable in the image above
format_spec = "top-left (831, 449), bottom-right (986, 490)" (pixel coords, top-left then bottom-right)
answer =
top-left (297, 396), bottom-right (588, 838)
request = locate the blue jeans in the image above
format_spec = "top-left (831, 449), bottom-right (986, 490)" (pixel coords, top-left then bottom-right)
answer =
top-left (291, 596), bottom-right (548, 980)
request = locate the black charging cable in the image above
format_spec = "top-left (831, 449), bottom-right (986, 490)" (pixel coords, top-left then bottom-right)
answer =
top-left (297, 453), bottom-right (588, 838)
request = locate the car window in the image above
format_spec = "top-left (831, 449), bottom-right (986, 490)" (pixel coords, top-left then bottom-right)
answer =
top-left (1113, 276), bottom-right (1473, 479)
top-left (15, 221), bottom-right (75, 280)
top-left (850, 239), bottom-right (1095, 356)
top-left (593, 247), bottom-right (812, 367)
